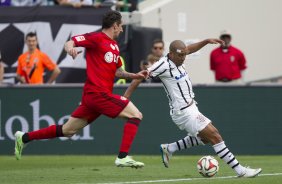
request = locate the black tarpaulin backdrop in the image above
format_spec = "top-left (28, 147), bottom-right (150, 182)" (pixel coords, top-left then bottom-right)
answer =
top-left (0, 6), bottom-right (162, 83)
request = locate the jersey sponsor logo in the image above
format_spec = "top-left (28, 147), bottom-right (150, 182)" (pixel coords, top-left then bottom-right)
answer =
top-left (104, 52), bottom-right (114, 63)
top-left (175, 72), bottom-right (187, 80)
top-left (110, 43), bottom-right (116, 50)
top-left (230, 55), bottom-right (235, 62)
top-left (110, 44), bottom-right (119, 51)
top-left (104, 52), bottom-right (120, 64)
top-left (115, 44), bottom-right (119, 51)
top-left (75, 36), bottom-right (85, 42)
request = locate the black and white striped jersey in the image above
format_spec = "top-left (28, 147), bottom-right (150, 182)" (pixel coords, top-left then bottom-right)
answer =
top-left (148, 55), bottom-right (195, 111)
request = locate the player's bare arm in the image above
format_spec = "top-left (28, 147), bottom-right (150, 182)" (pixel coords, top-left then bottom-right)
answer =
top-left (123, 70), bottom-right (150, 98)
top-left (64, 40), bottom-right (82, 59)
top-left (123, 79), bottom-right (143, 98)
top-left (185, 39), bottom-right (224, 55)
top-left (47, 66), bottom-right (61, 84)
top-left (115, 67), bottom-right (148, 80)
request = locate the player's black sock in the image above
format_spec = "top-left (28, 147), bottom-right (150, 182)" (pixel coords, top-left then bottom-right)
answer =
top-left (22, 133), bottom-right (30, 143)
top-left (118, 152), bottom-right (128, 159)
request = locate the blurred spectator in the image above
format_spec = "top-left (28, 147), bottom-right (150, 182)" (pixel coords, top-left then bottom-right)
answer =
top-left (0, 0), bottom-right (11, 6)
top-left (210, 30), bottom-right (247, 83)
top-left (16, 32), bottom-right (61, 84)
top-left (150, 38), bottom-right (165, 59)
top-left (139, 39), bottom-right (165, 83)
top-left (0, 62), bottom-right (3, 84)
top-left (96, 0), bottom-right (132, 11)
top-left (55, 0), bottom-right (92, 8)
top-left (127, 0), bottom-right (138, 12)
top-left (140, 54), bottom-right (161, 83)
top-left (0, 51), bottom-right (4, 84)
top-left (140, 54), bottom-right (158, 71)
top-left (11, 0), bottom-right (47, 6)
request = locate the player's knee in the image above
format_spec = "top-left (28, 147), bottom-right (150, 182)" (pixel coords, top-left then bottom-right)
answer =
top-left (62, 129), bottom-right (77, 137)
top-left (135, 111), bottom-right (143, 120)
top-left (130, 111), bottom-right (143, 120)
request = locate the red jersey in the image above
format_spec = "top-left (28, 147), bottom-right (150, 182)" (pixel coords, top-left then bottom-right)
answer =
top-left (210, 45), bottom-right (247, 81)
top-left (72, 32), bottom-right (122, 93)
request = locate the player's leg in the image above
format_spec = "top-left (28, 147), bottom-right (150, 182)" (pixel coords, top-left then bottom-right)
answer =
top-left (160, 103), bottom-right (209, 167)
top-left (115, 101), bottom-right (144, 168)
top-left (14, 100), bottom-right (98, 160)
top-left (164, 135), bottom-right (206, 154)
top-left (86, 92), bottom-right (144, 168)
top-left (14, 117), bottom-right (88, 160)
top-left (160, 134), bottom-right (206, 168)
top-left (198, 123), bottom-right (262, 177)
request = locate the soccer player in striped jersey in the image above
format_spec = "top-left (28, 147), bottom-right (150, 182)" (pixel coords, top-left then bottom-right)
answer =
top-left (124, 39), bottom-right (262, 177)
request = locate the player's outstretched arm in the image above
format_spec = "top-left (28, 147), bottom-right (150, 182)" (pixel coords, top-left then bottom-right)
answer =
top-left (124, 79), bottom-right (143, 99)
top-left (119, 69), bottom-right (149, 98)
top-left (115, 67), bottom-right (148, 80)
top-left (185, 39), bottom-right (224, 55)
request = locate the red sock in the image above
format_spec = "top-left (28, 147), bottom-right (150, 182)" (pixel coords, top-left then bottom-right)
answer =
top-left (27, 125), bottom-right (64, 141)
top-left (119, 118), bottom-right (141, 154)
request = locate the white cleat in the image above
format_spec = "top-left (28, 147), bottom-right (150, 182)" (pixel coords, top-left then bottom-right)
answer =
top-left (115, 156), bottom-right (144, 169)
top-left (160, 144), bottom-right (172, 168)
top-left (238, 167), bottom-right (262, 178)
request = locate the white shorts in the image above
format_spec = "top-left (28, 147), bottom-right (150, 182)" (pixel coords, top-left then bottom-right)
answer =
top-left (170, 102), bottom-right (211, 137)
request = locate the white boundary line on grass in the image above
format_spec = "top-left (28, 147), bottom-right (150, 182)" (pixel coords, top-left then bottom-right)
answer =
top-left (77, 173), bottom-right (282, 184)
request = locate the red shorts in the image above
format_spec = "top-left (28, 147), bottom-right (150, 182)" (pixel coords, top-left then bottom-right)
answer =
top-left (71, 92), bottom-right (129, 123)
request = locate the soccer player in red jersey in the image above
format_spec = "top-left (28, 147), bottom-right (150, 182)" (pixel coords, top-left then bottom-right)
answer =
top-left (14, 10), bottom-right (148, 168)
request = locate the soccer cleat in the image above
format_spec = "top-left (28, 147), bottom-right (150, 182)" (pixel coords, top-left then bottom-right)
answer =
top-left (14, 131), bottom-right (25, 160)
top-left (238, 167), bottom-right (262, 178)
top-left (160, 144), bottom-right (172, 168)
top-left (115, 156), bottom-right (144, 168)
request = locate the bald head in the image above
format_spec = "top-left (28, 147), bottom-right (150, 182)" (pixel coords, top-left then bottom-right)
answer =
top-left (168, 40), bottom-right (187, 66)
top-left (169, 40), bottom-right (186, 53)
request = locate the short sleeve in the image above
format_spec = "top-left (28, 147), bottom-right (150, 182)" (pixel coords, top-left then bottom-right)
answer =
top-left (148, 59), bottom-right (167, 78)
top-left (72, 33), bottom-right (97, 48)
top-left (117, 56), bottom-right (123, 69)
top-left (42, 53), bottom-right (56, 71)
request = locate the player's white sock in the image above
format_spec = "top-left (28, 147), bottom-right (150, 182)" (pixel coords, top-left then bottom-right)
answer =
top-left (213, 141), bottom-right (245, 175)
top-left (168, 135), bottom-right (204, 153)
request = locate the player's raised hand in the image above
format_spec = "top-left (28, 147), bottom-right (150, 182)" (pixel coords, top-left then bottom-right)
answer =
top-left (207, 38), bottom-right (225, 45)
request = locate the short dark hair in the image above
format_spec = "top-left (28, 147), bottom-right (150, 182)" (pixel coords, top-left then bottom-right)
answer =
top-left (152, 39), bottom-right (164, 46)
top-left (102, 11), bottom-right (122, 29)
top-left (26, 32), bottom-right (37, 40)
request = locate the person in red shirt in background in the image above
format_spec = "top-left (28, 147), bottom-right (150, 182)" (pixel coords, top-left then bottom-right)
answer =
top-left (14, 10), bottom-right (147, 168)
top-left (210, 30), bottom-right (247, 83)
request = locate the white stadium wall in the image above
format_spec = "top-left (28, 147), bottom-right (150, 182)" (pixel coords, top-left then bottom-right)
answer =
top-left (139, 0), bottom-right (282, 84)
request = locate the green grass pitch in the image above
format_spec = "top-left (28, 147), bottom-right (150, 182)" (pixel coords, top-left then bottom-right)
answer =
top-left (0, 155), bottom-right (281, 184)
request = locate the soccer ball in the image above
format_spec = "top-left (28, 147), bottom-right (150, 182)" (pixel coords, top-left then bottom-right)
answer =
top-left (197, 156), bottom-right (219, 177)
